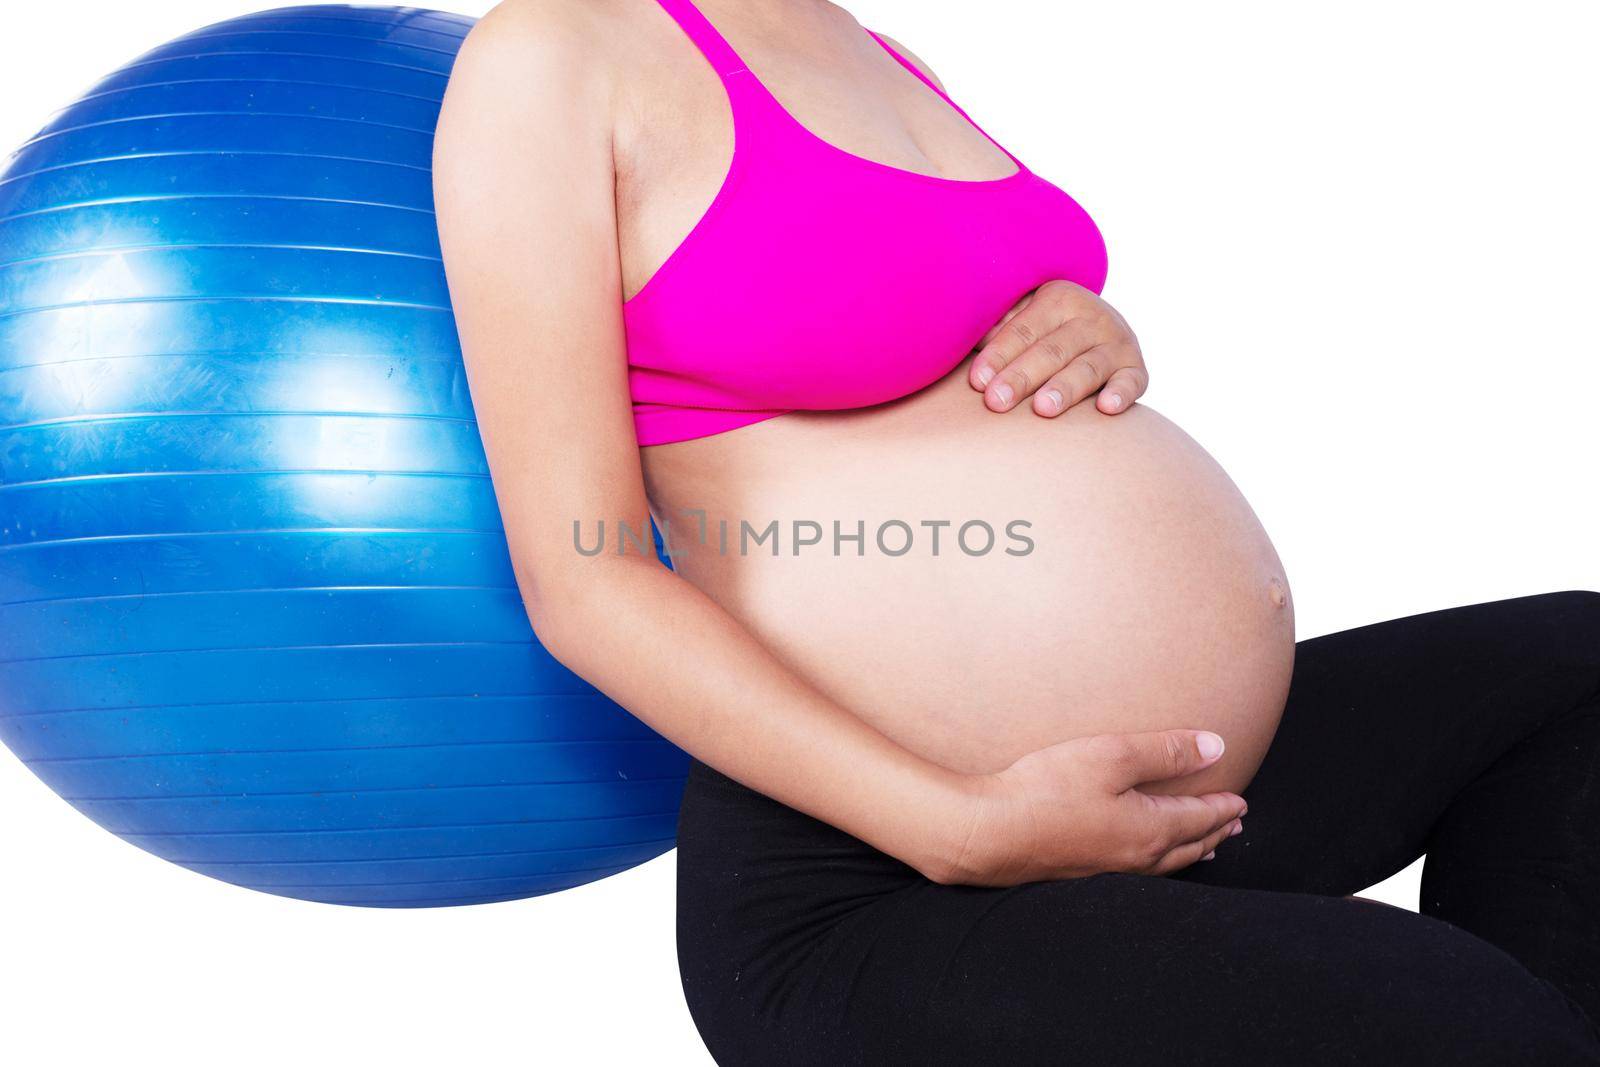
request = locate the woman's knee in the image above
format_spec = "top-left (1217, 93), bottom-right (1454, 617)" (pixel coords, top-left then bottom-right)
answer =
top-left (1519, 589), bottom-right (1600, 655)
top-left (1556, 588), bottom-right (1600, 651)
top-left (1307, 908), bottom-right (1600, 1065)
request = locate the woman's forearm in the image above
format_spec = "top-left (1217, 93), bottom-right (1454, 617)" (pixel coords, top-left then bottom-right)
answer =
top-left (531, 555), bottom-right (975, 880)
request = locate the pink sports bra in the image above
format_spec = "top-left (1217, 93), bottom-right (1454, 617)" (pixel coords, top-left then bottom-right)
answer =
top-left (625, 0), bottom-right (1110, 446)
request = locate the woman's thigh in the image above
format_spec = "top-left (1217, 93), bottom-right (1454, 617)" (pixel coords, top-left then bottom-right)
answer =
top-left (677, 770), bottom-right (1600, 1067)
top-left (763, 874), bottom-right (1600, 1067)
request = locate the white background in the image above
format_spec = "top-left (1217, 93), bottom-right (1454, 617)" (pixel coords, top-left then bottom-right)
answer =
top-left (2, 1), bottom-right (1596, 1064)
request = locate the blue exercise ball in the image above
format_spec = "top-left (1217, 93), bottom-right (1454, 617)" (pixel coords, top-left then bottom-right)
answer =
top-left (0, 5), bottom-right (688, 907)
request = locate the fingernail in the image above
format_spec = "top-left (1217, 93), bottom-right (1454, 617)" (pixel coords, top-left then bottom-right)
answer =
top-left (1228, 820), bottom-right (1243, 837)
top-left (992, 382), bottom-right (1014, 407)
top-left (1103, 391), bottom-right (1123, 411)
top-left (1042, 388), bottom-right (1063, 413)
top-left (975, 365), bottom-right (994, 387)
top-left (1196, 731), bottom-right (1225, 760)
top-left (1201, 850), bottom-right (1216, 861)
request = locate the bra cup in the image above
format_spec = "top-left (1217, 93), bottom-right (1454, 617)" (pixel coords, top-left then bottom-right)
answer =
top-left (627, 0), bottom-right (1109, 447)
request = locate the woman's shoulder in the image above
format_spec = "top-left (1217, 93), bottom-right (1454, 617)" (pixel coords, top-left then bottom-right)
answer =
top-left (437, 0), bottom-right (635, 159)
top-left (458, 0), bottom-right (631, 70)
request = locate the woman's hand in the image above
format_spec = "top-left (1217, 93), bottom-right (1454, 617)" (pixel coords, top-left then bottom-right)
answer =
top-left (968, 279), bottom-right (1148, 417)
top-left (934, 730), bottom-right (1246, 886)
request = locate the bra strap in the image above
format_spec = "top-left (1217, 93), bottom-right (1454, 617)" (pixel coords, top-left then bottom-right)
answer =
top-left (864, 27), bottom-right (1026, 172)
top-left (864, 29), bottom-right (941, 98)
top-left (652, 0), bottom-right (750, 78)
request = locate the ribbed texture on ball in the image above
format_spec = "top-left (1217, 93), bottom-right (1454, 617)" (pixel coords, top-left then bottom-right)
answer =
top-left (0, 5), bottom-right (688, 907)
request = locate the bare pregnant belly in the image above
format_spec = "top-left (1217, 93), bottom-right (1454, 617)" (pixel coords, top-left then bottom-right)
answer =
top-left (641, 358), bottom-right (1295, 795)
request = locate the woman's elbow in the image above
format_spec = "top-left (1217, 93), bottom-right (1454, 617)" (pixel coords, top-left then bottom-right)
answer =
top-left (516, 557), bottom-right (639, 667)
top-left (520, 575), bottom-right (586, 662)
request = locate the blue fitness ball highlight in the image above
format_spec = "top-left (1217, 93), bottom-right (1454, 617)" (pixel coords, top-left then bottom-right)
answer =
top-left (0, 5), bottom-right (688, 907)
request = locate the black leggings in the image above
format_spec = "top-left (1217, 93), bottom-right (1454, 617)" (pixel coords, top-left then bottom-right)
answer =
top-left (675, 592), bottom-right (1600, 1065)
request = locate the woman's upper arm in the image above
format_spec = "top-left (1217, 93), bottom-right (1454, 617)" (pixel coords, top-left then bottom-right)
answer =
top-left (433, 1), bottom-right (650, 632)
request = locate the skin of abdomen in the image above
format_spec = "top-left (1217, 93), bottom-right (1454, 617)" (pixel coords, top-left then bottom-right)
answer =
top-left (641, 358), bottom-right (1295, 797)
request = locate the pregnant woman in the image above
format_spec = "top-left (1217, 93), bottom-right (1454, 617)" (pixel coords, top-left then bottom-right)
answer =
top-left (432, 0), bottom-right (1600, 1062)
